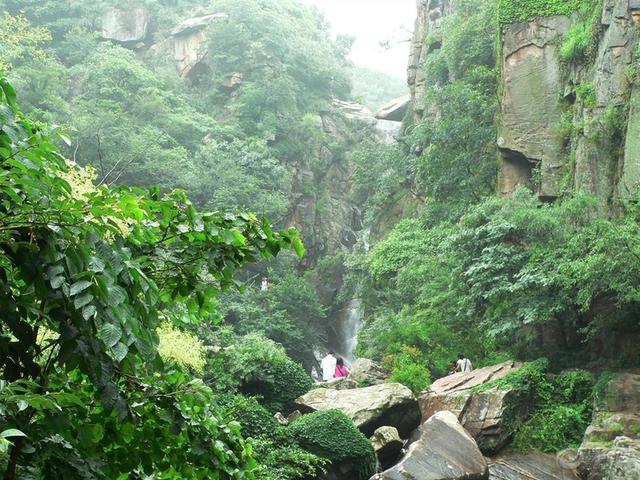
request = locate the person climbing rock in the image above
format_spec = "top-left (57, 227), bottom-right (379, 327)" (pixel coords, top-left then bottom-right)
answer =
top-left (334, 357), bottom-right (350, 378)
top-left (320, 351), bottom-right (337, 381)
top-left (455, 353), bottom-right (473, 373)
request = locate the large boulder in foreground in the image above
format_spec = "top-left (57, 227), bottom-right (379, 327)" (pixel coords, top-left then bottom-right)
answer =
top-left (488, 452), bottom-right (579, 479)
top-left (350, 358), bottom-right (389, 386)
top-left (371, 411), bottom-right (488, 480)
top-left (578, 372), bottom-right (640, 479)
top-left (418, 361), bottom-right (524, 452)
top-left (295, 383), bottom-right (420, 438)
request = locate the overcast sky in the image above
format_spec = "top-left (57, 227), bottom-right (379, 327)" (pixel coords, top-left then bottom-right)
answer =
top-left (300, 0), bottom-right (416, 79)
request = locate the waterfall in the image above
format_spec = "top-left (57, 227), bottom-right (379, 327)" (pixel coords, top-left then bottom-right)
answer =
top-left (332, 299), bottom-right (364, 365)
top-left (374, 119), bottom-right (402, 145)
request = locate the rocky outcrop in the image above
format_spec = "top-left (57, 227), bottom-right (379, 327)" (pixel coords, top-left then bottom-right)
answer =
top-left (497, 16), bottom-right (572, 199)
top-left (497, 0), bottom-right (640, 201)
top-left (167, 13), bottom-right (227, 78)
top-left (350, 358), bottom-right (389, 386)
top-left (419, 362), bottom-right (524, 452)
top-left (370, 426), bottom-right (404, 470)
top-left (101, 6), bottom-right (150, 45)
top-left (375, 95), bottom-right (411, 122)
top-left (407, 0), bottom-right (452, 121)
top-left (371, 411), bottom-right (489, 480)
top-left (488, 452), bottom-right (580, 480)
top-left (295, 383), bottom-right (421, 438)
top-left (578, 372), bottom-right (640, 479)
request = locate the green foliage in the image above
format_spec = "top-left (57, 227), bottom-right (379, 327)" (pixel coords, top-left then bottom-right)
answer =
top-left (290, 410), bottom-right (376, 480)
top-left (0, 78), bottom-right (304, 478)
top-left (384, 345), bottom-right (432, 394)
top-left (408, 0), bottom-right (498, 207)
top-left (576, 83), bottom-right (597, 107)
top-left (208, 333), bottom-right (313, 413)
top-left (212, 394), bottom-right (328, 480)
top-left (498, 0), bottom-right (583, 24)
top-left (560, 22), bottom-right (591, 63)
top-left (514, 403), bottom-right (591, 452)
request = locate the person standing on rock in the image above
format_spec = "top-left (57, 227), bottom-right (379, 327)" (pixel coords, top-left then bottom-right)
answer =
top-left (320, 351), bottom-right (337, 381)
top-left (455, 353), bottom-right (473, 373)
top-left (334, 357), bottom-right (350, 378)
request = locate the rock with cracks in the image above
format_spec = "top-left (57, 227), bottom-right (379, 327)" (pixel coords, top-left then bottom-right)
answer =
top-left (418, 361), bottom-right (524, 452)
top-left (488, 452), bottom-right (580, 479)
top-left (295, 383), bottom-right (420, 438)
top-left (371, 410), bottom-right (488, 480)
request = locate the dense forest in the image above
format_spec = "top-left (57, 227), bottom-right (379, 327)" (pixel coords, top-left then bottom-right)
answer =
top-left (1, 0), bottom-right (639, 479)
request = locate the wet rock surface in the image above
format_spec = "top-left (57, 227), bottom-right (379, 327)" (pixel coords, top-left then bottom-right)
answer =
top-left (488, 451), bottom-right (580, 479)
top-left (371, 411), bottom-right (488, 480)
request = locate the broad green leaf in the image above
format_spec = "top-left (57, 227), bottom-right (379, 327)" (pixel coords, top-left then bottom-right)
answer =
top-left (0, 429), bottom-right (26, 439)
top-left (70, 280), bottom-right (92, 296)
top-left (98, 323), bottom-right (122, 348)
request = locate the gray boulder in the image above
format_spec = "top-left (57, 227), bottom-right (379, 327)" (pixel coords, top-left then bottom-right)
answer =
top-left (371, 411), bottom-right (488, 480)
top-left (350, 358), bottom-right (389, 386)
top-left (295, 383), bottom-right (420, 438)
top-left (101, 7), bottom-right (150, 44)
top-left (419, 361), bottom-right (524, 452)
top-left (375, 94), bottom-right (411, 121)
top-left (370, 426), bottom-right (404, 470)
top-left (488, 452), bottom-right (580, 479)
top-left (578, 372), bottom-right (640, 479)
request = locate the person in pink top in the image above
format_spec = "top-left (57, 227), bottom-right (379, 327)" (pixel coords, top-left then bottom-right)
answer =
top-left (334, 357), bottom-right (350, 378)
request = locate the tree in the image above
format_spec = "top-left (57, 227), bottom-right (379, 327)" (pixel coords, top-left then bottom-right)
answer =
top-left (0, 78), bottom-right (303, 478)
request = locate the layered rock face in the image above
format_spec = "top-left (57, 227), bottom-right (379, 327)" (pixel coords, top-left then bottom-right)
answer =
top-left (295, 383), bottom-right (421, 438)
top-left (578, 372), bottom-right (640, 479)
top-left (488, 452), bottom-right (580, 480)
top-left (371, 411), bottom-right (489, 480)
top-left (418, 362), bottom-right (523, 452)
top-left (408, 0), bottom-right (640, 202)
top-left (498, 0), bottom-right (640, 201)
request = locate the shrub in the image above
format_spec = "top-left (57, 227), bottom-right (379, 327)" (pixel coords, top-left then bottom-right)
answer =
top-left (384, 345), bottom-right (432, 393)
top-left (289, 410), bottom-right (376, 480)
top-left (513, 403), bottom-right (591, 451)
top-left (560, 22), bottom-right (590, 64)
top-left (498, 0), bottom-right (583, 24)
top-left (208, 334), bottom-right (313, 413)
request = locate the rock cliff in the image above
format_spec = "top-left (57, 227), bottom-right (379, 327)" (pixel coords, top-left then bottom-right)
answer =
top-left (407, 0), bottom-right (640, 203)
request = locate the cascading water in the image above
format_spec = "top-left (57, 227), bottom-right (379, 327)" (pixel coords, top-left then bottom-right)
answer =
top-left (332, 299), bottom-right (364, 365)
top-left (374, 119), bottom-right (402, 145)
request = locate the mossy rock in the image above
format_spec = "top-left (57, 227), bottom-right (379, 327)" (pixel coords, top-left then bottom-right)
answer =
top-left (289, 410), bottom-right (376, 480)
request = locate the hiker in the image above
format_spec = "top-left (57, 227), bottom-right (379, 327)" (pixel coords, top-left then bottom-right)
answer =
top-left (448, 360), bottom-right (458, 375)
top-left (455, 353), bottom-right (473, 373)
top-left (260, 277), bottom-right (268, 291)
top-left (334, 357), bottom-right (350, 378)
top-left (320, 351), bottom-right (337, 381)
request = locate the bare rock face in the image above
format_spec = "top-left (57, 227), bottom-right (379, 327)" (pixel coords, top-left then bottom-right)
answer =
top-left (168, 13), bottom-right (227, 78)
top-left (407, 0), bottom-right (453, 121)
top-left (375, 95), bottom-right (411, 122)
top-left (497, 15), bottom-right (572, 199)
top-left (488, 452), bottom-right (580, 480)
top-left (371, 411), bottom-right (489, 480)
top-left (578, 372), bottom-right (640, 479)
top-left (295, 383), bottom-right (421, 438)
top-left (418, 362), bottom-right (523, 453)
top-left (370, 426), bottom-right (404, 470)
top-left (101, 6), bottom-right (150, 44)
top-left (350, 358), bottom-right (389, 386)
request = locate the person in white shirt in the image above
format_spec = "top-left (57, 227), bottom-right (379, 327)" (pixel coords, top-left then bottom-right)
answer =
top-left (455, 353), bottom-right (473, 373)
top-left (320, 351), bottom-right (337, 381)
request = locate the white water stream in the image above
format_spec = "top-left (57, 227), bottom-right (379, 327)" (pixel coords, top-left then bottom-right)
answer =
top-left (333, 299), bottom-right (364, 365)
